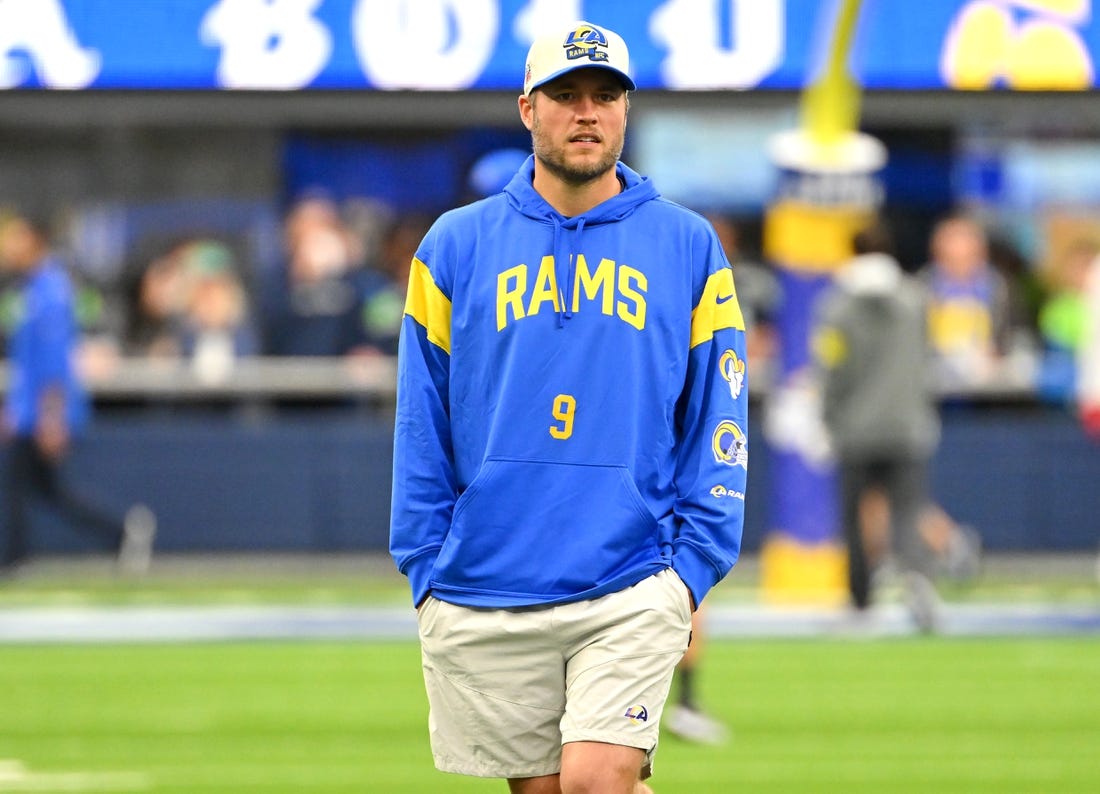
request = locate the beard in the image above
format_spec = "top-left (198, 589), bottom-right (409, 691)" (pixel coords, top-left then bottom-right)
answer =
top-left (530, 116), bottom-right (624, 187)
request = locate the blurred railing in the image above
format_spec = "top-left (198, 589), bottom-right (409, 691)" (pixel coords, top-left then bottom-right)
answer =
top-left (0, 356), bottom-right (399, 404)
top-left (0, 353), bottom-right (1047, 405)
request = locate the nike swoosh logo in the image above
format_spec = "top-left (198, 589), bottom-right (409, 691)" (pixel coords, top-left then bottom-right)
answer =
top-left (716, 293), bottom-right (735, 305)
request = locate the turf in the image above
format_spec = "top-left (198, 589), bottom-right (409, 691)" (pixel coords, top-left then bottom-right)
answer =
top-left (1, 552), bottom-right (1096, 607)
top-left (2, 638), bottom-right (1098, 793)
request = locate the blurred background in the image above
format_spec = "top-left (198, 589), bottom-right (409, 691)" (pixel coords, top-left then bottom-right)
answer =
top-left (1, 1), bottom-right (1099, 792)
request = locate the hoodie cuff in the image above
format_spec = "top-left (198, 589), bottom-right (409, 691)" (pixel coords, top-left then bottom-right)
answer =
top-left (402, 551), bottom-right (438, 608)
top-left (671, 543), bottom-right (723, 610)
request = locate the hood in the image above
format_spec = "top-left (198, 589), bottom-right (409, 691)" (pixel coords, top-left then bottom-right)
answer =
top-left (837, 252), bottom-right (903, 296)
top-left (502, 155), bottom-right (660, 326)
top-left (503, 155), bottom-right (659, 224)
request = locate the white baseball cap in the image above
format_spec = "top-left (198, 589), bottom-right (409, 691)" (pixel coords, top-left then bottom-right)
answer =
top-left (523, 21), bottom-right (636, 96)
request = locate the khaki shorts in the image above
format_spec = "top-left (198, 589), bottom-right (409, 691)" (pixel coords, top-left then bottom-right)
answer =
top-left (416, 568), bottom-right (693, 779)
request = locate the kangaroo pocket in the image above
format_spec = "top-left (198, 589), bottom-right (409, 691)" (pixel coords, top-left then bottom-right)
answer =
top-left (432, 457), bottom-right (660, 599)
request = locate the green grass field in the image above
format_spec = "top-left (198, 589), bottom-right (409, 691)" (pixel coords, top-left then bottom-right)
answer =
top-left (2, 638), bottom-right (1099, 793)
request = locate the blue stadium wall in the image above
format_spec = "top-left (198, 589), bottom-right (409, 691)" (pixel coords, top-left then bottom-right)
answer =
top-left (3, 403), bottom-right (1097, 557)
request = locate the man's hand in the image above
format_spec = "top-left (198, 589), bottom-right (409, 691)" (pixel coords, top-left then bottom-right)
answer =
top-left (35, 417), bottom-right (69, 461)
top-left (35, 388), bottom-right (70, 460)
top-left (672, 569), bottom-right (696, 613)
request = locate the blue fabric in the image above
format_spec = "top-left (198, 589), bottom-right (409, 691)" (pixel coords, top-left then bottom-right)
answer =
top-left (4, 257), bottom-right (89, 436)
top-left (390, 157), bottom-right (748, 609)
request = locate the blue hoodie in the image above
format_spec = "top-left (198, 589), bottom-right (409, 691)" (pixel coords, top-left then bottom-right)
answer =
top-left (4, 256), bottom-right (89, 437)
top-left (390, 157), bottom-right (747, 609)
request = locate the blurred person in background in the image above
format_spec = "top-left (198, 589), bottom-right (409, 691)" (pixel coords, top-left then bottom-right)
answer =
top-left (813, 221), bottom-right (942, 632)
top-left (178, 241), bottom-right (258, 383)
top-left (124, 238), bottom-right (258, 383)
top-left (987, 233), bottom-right (1042, 347)
top-left (258, 192), bottom-right (364, 356)
top-left (342, 196), bottom-right (395, 277)
top-left (919, 213), bottom-right (1013, 388)
top-left (0, 212), bottom-right (154, 576)
top-left (352, 214), bottom-right (434, 358)
top-left (858, 490), bottom-right (982, 586)
top-left (853, 222), bottom-right (992, 585)
top-left (1036, 239), bottom-right (1100, 403)
top-left (125, 239), bottom-right (193, 358)
top-left (0, 252), bottom-right (21, 358)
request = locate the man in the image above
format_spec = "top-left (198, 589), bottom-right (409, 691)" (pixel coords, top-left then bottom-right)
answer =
top-left (920, 214), bottom-right (1013, 388)
top-left (390, 21), bottom-right (748, 793)
top-left (258, 193), bottom-right (364, 356)
top-left (813, 222), bottom-right (941, 631)
top-left (0, 213), bottom-right (154, 575)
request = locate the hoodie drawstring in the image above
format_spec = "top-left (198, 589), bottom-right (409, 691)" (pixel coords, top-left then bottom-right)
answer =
top-left (554, 216), bottom-right (587, 327)
top-left (564, 217), bottom-right (586, 322)
top-left (552, 219), bottom-right (565, 327)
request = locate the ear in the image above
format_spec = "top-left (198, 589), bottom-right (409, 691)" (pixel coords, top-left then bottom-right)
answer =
top-left (518, 93), bottom-right (535, 131)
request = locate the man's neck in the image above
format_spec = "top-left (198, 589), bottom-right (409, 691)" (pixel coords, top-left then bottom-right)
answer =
top-left (533, 164), bottom-right (622, 218)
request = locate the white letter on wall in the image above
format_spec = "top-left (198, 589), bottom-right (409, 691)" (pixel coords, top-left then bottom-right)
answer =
top-left (201, 0), bottom-right (332, 89)
top-left (513, 0), bottom-right (584, 47)
top-left (0, 0), bottom-right (100, 89)
top-left (354, 0), bottom-right (499, 89)
top-left (650, 0), bottom-right (783, 89)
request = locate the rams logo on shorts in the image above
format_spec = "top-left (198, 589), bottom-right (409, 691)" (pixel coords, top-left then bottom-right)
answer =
top-left (719, 349), bottom-right (745, 400)
top-left (564, 25), bottom-right (610, 62)
top-left (712, 420), bottom-right (748, 469)
top-left (624, 704), bottom-right (649, 724)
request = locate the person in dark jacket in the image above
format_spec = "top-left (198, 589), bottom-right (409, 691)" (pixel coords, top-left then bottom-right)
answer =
top-left (813, 221), bottom-right (941, 631)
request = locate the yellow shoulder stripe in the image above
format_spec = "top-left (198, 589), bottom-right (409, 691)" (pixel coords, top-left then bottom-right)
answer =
top-left (690, 267), bottom-right (745, 349)
top-left (405, 257), bottom-right (452, 354)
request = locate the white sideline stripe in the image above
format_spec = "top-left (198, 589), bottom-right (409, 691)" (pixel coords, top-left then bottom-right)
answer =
top-left (0, 760), bottom-right (149, 792)
top-left (0, 603), bottom-right (1098, 643)
top-left (0, 606), bottom-right (416, 643)
top-left (708, 602), bottom-right (1100, 638)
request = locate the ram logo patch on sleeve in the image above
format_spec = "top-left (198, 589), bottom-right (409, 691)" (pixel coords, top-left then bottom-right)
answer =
top-left (719, 349), bottom-right (746, 400)
top-left (711, 420), bottom-right (748, 469)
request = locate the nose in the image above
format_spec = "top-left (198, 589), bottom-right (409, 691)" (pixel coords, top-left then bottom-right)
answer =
top-left (573, 93), bottom-right (598, 121)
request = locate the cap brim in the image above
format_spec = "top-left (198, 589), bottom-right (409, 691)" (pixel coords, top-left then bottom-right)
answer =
top-left (526, 63), bottom-right (636, 95)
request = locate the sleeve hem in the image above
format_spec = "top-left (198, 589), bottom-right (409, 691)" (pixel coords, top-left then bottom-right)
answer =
top-left (402, 549), bottom-right (439, 608)
top-left (671, 543), bottom-right (724, 609)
